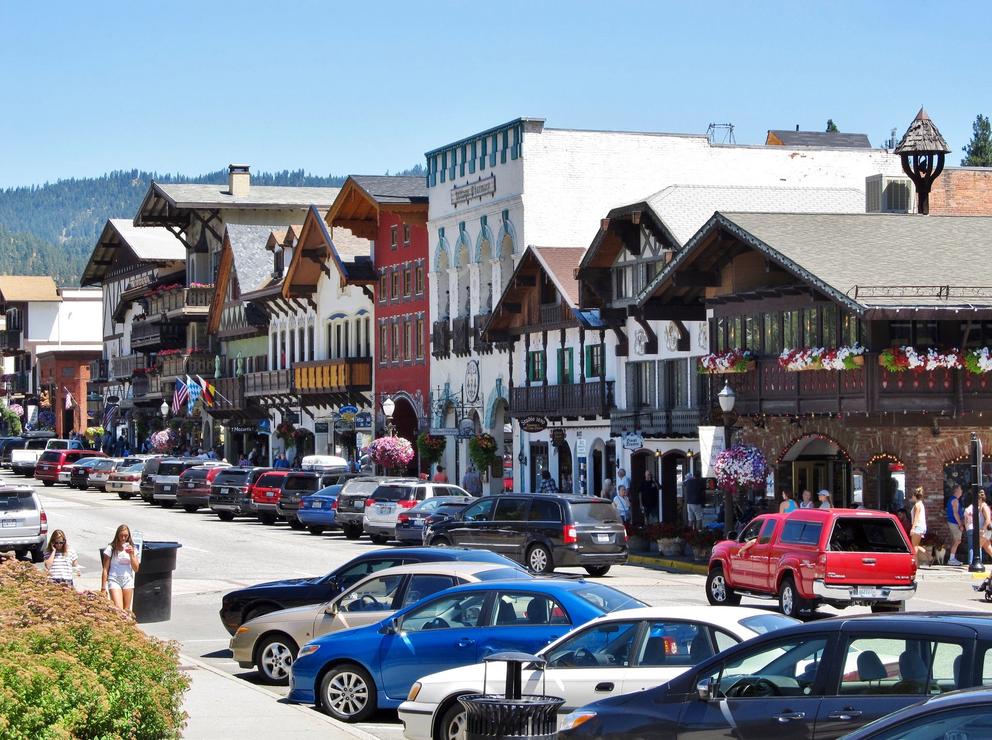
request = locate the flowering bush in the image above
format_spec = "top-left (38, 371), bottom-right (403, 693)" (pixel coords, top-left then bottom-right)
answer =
top-left (7, 403), bottom-right (23, 417)
top-left (468, 433), bottom-right (498, 472)
top-left (367, 436), bottom-right (414, 471)
top-left (150, 429), bottom-right (175, 452)
top-left (820, 344), bottom-right (866, 370)
top-left (698, 349), bottom-right (754, 374)
top-left (964, 347), bottom-right (992, 375)
top-left (85, 425), bottom-right (104, 442)
top-left (416, 433), bottom-right (447, 466)
top-left (880, 346), bottom-right (961, 373)
top-left (714, 445), bottom-right (767, 495)
top-left (1, 406), bottom-right (21, 436)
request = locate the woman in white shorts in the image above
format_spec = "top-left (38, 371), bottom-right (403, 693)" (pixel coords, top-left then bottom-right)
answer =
top-left (101, 524), bottom-right (141, 613)
top-left (910, 487), bottom-right (927, 555)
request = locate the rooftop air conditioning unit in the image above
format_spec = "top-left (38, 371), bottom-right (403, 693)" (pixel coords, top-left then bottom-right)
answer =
top-left (865, 174), bottom-right (915, 213)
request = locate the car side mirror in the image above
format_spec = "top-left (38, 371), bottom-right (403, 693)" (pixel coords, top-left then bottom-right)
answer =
top-left (324, 602), bottom-right (338, 616)
top-left (727, 530), bottom-right (737, 541)
top-left (380, 616), bottom-right (400, 635)
top-left (696, 677), bottom-right (713, 701)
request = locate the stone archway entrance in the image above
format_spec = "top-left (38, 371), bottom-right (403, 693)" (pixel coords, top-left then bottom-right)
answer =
top-left (660, 451), bottom-right (687, 524)
top-left (777, 434), bottom-right (852, 507)
top-left (392, 396), bottom-right (420, 476)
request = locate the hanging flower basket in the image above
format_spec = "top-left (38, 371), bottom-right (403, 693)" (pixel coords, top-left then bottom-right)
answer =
top-left (275, 421), bottom-right (296, 443)
top-left (85, 425), bottom-right (104, 442)
top-left (150, 429), bottom-right (174, 453)
top-left (714, 445), bottom-right (767, 495)
top-left (698, 349), bottom-right (754, 374)
top-left (367, 436), bottom-right (414, 473)
top-left (820, 344), bottom-right (866, 370)
top-left (7, 403), bottom-right (23, 418)
top-left (468, 433), bottom-right (498, 472)
top-left (416, 433), bottom-right (447, 466)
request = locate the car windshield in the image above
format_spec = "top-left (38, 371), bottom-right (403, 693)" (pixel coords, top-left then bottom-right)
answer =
top-left (47, 441), bottom-right (69, 450)
top-left (474, 567), bottom-right (533, 582)
top-left (569, 501), bottom-right (622, 524)
top-left (739, 613), bottom-right (801, 635)
top-left (214, 469), bottom-right (251, 486)
top-left (39, 451), bottom-right (61, 462)
top-left (829, 517), bottom-right (910, 553)
top-left (0, 489), bottom-right (36, 511)
top-left (93, 460), bottom-right (115, 470)
top-left (435, 503), bottom-right (469, 515)
top-left (572, 584), bottom-right (646, 613)
top-left (157, 462), bottom-right (191, 476)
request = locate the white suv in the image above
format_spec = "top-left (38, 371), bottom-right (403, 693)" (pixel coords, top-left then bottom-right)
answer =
top-left (362, 481), bottom-right (470, 544)
top-left (0, 485), bottom-right (48, 562)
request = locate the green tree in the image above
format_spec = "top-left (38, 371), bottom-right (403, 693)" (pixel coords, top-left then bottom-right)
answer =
top-left (826, 119), bottom-right (839, 133)
top-left (962, 114), bottom-right (992, 166)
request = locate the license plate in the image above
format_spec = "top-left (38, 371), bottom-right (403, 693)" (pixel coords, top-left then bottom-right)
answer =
top-left (595, 534), bottom-right (612, 543)
top-left (857, 586), bottom-right (881, 598)
top-left (412, 517), bottom-right (423, 525)
top-left (1, 519), bottom-right (16, 528)
top-left (312, 501), bottom-right (322, 509)
top-left (163, 485), bottom-right (172, 492)
top-left (188, 482), bottom-right (196, 488)
top-left (266, 491), bottom-right (274, 498)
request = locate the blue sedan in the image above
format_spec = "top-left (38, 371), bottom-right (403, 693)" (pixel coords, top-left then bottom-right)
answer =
top-left (288, 579), bottom-right (644, 722)
top-left (297, 484), bottom-right (342, 535)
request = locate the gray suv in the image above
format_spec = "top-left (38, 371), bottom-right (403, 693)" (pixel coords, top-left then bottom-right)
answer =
top-left (0, 485), bottom-right (47, 562)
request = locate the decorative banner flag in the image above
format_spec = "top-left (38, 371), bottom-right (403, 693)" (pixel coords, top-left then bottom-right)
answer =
top-left (186, 375), bottom-right (201, 414)
top-left (63, 387), bottom-right (74, 410)
top-left (195, 375), bottom-right (215, 407)
top-left (172, 377), bottom-right (189, 414)
top-left (102, 403), bottom-right (119, 428)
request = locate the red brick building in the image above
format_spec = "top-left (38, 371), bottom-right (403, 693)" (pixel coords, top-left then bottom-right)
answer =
top-left (36, 351), bottom-right (99, 437)
top-left (930, 168), bottom-right (992, 216)
top-left (327, 177), bottom-right (430, 469)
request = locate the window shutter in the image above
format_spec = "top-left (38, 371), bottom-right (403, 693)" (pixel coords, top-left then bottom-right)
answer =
top-left (625, 363), bottom-right (637, 408)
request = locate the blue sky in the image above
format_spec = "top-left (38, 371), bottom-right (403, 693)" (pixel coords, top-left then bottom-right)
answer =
top-left (0, 0), bottom-right (988, 188)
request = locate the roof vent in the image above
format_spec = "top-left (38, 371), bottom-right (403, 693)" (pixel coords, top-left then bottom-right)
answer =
top-left (228, 164), bottom-right (250, 197)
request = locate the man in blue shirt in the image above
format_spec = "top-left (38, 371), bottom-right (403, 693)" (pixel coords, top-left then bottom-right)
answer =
top-left (538, 470), bottom-right (558, 494)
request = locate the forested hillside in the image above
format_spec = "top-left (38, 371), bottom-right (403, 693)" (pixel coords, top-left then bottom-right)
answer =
top-left (0, 164), bottom-right (424, 286)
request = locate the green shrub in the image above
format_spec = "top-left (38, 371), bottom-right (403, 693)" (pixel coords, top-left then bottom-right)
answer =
top-left (0, 561), bottom-right (189, 739)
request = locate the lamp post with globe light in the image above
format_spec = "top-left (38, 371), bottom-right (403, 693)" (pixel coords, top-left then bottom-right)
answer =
top-left (382, 397), bottom-right (396, 438)
top-left (717, 382), bottom-right (736, 535)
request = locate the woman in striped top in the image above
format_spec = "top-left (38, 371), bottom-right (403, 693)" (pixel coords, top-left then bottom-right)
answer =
top-left (44, 530), bottom-right (78, 587)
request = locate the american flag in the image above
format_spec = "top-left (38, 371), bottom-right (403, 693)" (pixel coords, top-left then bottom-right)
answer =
top-left (64, 387), bottom-right (74, 410)
top-left (172, 377), bottom-right (188, 414)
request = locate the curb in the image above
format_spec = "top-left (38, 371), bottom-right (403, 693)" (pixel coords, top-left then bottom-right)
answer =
top-left (180, 654), bottom-right (379, 740)
top-left (627, 554), bottom-right (709, 575)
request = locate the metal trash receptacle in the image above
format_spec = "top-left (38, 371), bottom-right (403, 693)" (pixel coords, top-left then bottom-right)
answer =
top-left (457, 652), bottom-right (564, 740)
top-left (132, 541), bottom-right (181, 623)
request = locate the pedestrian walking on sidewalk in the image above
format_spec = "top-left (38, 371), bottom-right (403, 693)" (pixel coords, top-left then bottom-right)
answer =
top-left (946, 484), bottom-right (965, 565)
top-left (910, 487), bottom-right (927, 556)
top-left (101, 524), bottom-right (141, 614)
top-left (433, 465), bottom-right (448, 483)
top-left (461, 464), bottom-right (483, 496)
top-left (44, 529), bottom-right (78, 587)
top-left (613, 485), bottom-right (632, 526)
top-left (538, 469), bottom-right (558, 494)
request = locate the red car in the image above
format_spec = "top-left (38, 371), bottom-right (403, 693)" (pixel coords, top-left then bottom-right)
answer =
top-left (706, 508), bottom-right (917, 618)
top-left (250, 470), bottom-right (290, 525)
top-left (176, 465), bottom-right (231, 513)
top-left (34, 450), bottom-right (107, 487)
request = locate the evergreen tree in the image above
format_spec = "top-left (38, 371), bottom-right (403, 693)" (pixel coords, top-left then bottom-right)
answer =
top-left (962, 114), bottom-right (992, 166)
top-left (826, 119), bottom-right (839, 133)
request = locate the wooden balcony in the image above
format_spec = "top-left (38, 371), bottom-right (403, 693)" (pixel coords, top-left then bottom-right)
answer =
top-left (451, 317), bottom-right (471, 356)
top-left (294, 358), bottom-right (372, 405)
top-left (130, 321), bottom-right (185, 349)
top-left (88, 359), bottom-right (108, 382)
top-left (204, 376), bottom-right (247, 418)
top-left (0, 329), bottom-right (21, 354)
top-left (473, 313), bottom-right (493, 354)
top-left (157, 353), bottom-right (216, 381)
top-left (610, 406), bottom-right (704, 436)
top-left (110, 353), bottom-right (147, 379)
top-left (3, 372), bottom-right (29, 394)
top-left (244, 369), bottom-right (293, 399)
top-left (708, 352), bottom-right (992, 417)
top-left (510, 381), bottom-right (615, 419)
top-left (432, 320), bottom-right (451, 358)
top-left (132, 371), bottom-right (163, 401)
top-left (539, 302), bottom-right (572, 327)
top-left (145, 286), bottom-right (212, 322)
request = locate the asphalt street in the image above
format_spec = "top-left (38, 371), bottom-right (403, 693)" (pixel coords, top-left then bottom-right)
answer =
top-left (8, 468), bottom-right (989, 740)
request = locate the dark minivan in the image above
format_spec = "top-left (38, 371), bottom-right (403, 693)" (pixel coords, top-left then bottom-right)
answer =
top-left (208, 467), bottom-right (274, 521)
top-left (425, 494), bottom-right (628, 576)
top-left (276, 470), bottom-right (355, 529)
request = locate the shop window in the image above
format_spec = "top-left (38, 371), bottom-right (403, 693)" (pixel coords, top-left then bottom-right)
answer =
top-left (585, 344), bottom-right (604, 378)
top-left (783, 310), bottom-right (800, 348)
top-left (764, 312), bottom-right (782, 354)
top-left (527, 351), bottom-right (546, 383)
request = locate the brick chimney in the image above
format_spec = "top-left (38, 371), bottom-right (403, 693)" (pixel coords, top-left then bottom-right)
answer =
top-left (228, 164), bottom-right (251, 196)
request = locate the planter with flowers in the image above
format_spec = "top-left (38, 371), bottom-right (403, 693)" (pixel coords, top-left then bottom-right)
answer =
top-left (367, 435), bottom-right (415, 475)
top-left (780, 344), bottom-right (866, 371)
top-left (654, 522), bottom-right (685, 557)
top-left (820, 344), bottom-right (866, 370)
top-left (698, 349), bottom-right (754, 375)
top-left (685, 527), bottom-right (721, 560)
top-left (879, 346), bottom-right (962, 373)
top-left (468, 433), bottom-right (498, 476)
top-left (416, 433), bottom-right (447, 468)
top-left (964, 348), bottom-right (992, 375)
top-left (150, 429), bottom-right (175, 453)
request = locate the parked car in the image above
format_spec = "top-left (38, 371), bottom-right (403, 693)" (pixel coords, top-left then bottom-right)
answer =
top-left (839, 686), bottom-right (992, 740)
top-left (66, 456), bottom-right (112, 488)
top-left (557, 612), bottom-right (992, 740)
top-left (176, 465), bottom-right (231, 512)
top-left (87, 457), bottom-right (144, 490)
top-left (208, 466), bottom-right (274, 521)
top-left (426, 493), bottom-right (628, 576)
top-left (400, 606), bottom-right (798, 740)
top-left (152, 458), bottom-right (206, 508)
top-left (35, 449), bottom-right (105, 487)
top-left (251, 470), bottom-right (292, 525)
top-left (12, 437), bottom-right (81, 476)
top-left (139, 456), bottom-right (168, 503)
top-left (288, 579), bottom-right (644, 722)
top-left (336, 477), bottom-right (419, 540)
top-left (395, 496), bottom-right (475, 545)
top-left (218, 546), bottom-right (524, 635)
top-left (0, 437), bottom-right (25, 468)
top-left (706, 509), bottom-right (918, 618)
top-left (105, 462), bottom-right (145, 499)
top-left (296, 484), bottom-right (342, 535)
top-left (0, 485), bottom-right (48, 562)
top-left (232, 561), bottom-right (531, 684)
top-left (364, 482), bottom-right (472, 545)
top-left (277, 464), bottom-right (354, 529)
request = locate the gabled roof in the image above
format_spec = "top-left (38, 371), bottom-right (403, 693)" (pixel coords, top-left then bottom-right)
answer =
top-left (82, 219), bottom-right (186, 286)
top-left (227, 224), bottom-right (281, 295)
top-left (0, 276), bottom-right (60, 303)
top-left (348, 175), bottom-right (427, 204)
top-left (532, 246), bottom-right (584, 307)
top-left (638, 211), bottom-right (992, 317)
top-left (766, 130), bottom-right (872, 148)
top-left (283, 205), bottom-right (375, 299)
top-left (326, 175), bottom-right (429, 240)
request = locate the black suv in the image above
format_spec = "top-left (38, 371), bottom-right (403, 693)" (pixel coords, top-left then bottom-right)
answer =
top-left (425, 494), bottom-right (628, 576)
top-left (335, 476), bottom-right (420, 540)
top-left (209, 467), bottom-right (274, 521)
top-left (138, 456), bottom-right (167, 503)
top-left (0, 437), bottom-right (25, 468)
top-left (276, 470), bottom-right (355, 529)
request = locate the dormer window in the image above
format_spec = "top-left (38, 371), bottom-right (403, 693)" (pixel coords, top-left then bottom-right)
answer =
top-left (273, 248), bottom-right (284, 276)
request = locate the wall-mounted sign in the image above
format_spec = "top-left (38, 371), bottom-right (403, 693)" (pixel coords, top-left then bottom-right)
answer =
top-left (354, 411), bottom-right (372, 429)
top-left (520, 416), bottom-right (547, 433)
top-left (228, 425), bottom-right (257, 434)
top-left (283, 411), bottom-right (299, 424)
top-left (464, 360), bottom-right (480, 404)
top-left (314, 422), bottom-right (329, 434)
top-left (698, 426), bottom-right (726, 479)
top-left (621, 431), bottom-right (645, 451)
top-left (339, 404), bottom-right (359, 415)
top-left (575, 438), bottom-right (588, 457)
top-left (428, 427), bottom-right (459, 437)
top-left (258, 419), bottom-right (271, 435)
top-left (451, 174), bottom-right (496, 207)
top-left (457, 417), bottom-right (476, 439)
top-left (550, 428), bottom-right (567, 446)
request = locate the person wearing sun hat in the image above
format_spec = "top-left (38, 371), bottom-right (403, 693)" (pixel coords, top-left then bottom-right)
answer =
top-left (817, 489), bottom-right (832, 509)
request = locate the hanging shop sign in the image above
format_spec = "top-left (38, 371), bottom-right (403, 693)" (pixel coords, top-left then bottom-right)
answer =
top-left (257, 419), bottom-right (271, 436)
top-left (428, 427), bottom-right (460, 437)
top-left (451, 173), bottom-right (496, 207)
top-left (621, 431), bottom-right (645, 451)
top-left (228, 425), bottom-right (257, 434)
top-left (520, 416), bottom-right (547, 433)
top-left (457, 417), bottom-right (476, 439)
top-left (550, 428), bottom-right (567, 447)
top-left (464, 360), bottom-right (480, 404)
top-left (354, 411), bottom-right (372, 429)
top-left (314, 422), bottom-right (329, 434)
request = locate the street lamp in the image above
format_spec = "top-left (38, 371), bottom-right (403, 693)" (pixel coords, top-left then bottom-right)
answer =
top-left (717, 382), bottom-right (736, 536)
top-left (159, 400), bottom-right (169, 420)
top-left (382, 397), bottom-right (396, 437)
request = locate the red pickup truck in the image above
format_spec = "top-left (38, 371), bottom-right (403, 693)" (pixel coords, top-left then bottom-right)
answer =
top-left (706, 508), bottom-right (917, 618)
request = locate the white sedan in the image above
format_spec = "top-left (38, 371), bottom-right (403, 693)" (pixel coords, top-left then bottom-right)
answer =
top-left (399, 606), bottom-right (797, 740)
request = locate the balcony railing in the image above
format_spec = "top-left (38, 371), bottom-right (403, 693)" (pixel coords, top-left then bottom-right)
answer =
top-left (110, 353), bottom-right (147, 379)
top-left (3, 372), bottom-right (29, 394)
top-left (157, 353), bottom-right (217, 381)
top-left (610, 406), bottom-right (703, 436)
top-left (539, 302), bottom-right (572, 326)
top-left (0, 329), bottom-right (21, 353)
top-left (432, 320), bottom-right (450, 358)
top-left (451, 317), bottom-right (471, 356)
top-left (88, 359), bottom-right (108, 382)
top-left (131, 321), bottom-right (185, 349)
top-left (245, 369), bottom-right (293, 397)
top-left (145, 286), bottom-right (213, 321)
top-left (209, 376), bottom-right (245, 414)
top-left (510, 381), bottom-right (615, 419)
top-left (132, 371), bottom-right (162, 400)
top-left (295, 358), bottom-right (372, 395)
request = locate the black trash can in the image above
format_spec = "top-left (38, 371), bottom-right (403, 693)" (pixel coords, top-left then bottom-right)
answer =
top-left (457, 652), bottom-right (564, 740)
top-left (133, 541), bottom-right (182, 623)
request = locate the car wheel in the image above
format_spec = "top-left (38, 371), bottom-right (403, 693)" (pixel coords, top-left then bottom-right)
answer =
top-left (183, 505), bottom-right (199, 513)
top-left (42, 481), bottom-right (54, 487)
top-left (308, 525), bottom-right (325, 535)
top-left (779, 575), bottom-right (808, 618)
top-left (583, 565), bottom-right (610, 577)
top-left (80, 484), bottom-right (88, 491)
top-left (319, 663), bottom-right (377, 723)
top-left (288, 518), bottom-right (305, 531)
top-left (256, 633), bottom-right (298, 685)
top-left (705, 566), bottom-right (741, 606)
top-left (871, 601), bottom-right (906, 613)
top-left (344, 525), bottom-right (362, 540)
top-left (160, 501), bottom-right (174, 509)
top-left (430, 536), bottom-right (450, 547)
top-left (259, 512), bottom-right (277, 526)
top-left (217, 511), bottom-right (235, 522)
top-left (370, 534), bottom-right (389, 545)
top-left (118, 493), bottom-right (132, 500)
top-left (30, 546), bottom-right (44, 564)
top-left (438, 701), bottom-right (467, 740)
top-left (526, 544), bottom-right (554, 574)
